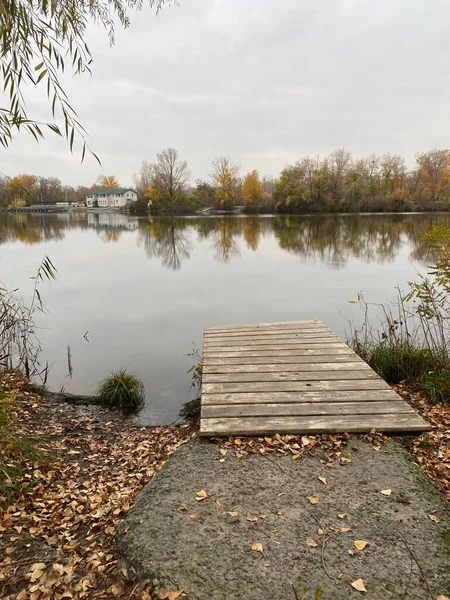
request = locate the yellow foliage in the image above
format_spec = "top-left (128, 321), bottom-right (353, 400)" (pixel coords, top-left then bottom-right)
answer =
top-left (242, 170), bottom-right (263, 205)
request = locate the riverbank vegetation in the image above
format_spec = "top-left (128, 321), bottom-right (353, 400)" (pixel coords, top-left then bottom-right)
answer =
top-left (347, 224), bottom-right (450, 404)
top-left (97, 370), bottom-right (145, 414)
top-left (2, 147), bottom-right (450, 215)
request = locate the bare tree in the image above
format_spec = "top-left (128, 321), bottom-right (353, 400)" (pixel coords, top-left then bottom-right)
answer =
top-left (133, 160), bottom-right (154, 198)
top-left (152, 148), bottom-right (191, 204)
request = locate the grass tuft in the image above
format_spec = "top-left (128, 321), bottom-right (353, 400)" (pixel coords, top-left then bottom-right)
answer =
top-left (364, 342), bottom-right (436, 384)
top-left (97, 369), bottom-right (145, 414)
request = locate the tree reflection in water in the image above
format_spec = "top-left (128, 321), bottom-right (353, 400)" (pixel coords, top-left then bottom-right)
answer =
top-left (2, 212), bottom-right (450, 270)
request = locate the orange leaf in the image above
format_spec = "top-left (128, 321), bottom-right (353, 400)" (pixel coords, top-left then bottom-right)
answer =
top-left (307, 496), bottom-right (319, 504)
top-left (354, 540), bottom-right (368, 551)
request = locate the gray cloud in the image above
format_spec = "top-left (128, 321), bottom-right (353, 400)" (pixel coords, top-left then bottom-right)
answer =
top-left (2, 0), bottom-right (450, 186)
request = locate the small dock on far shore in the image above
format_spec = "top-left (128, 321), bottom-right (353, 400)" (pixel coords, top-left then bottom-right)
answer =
top-left (200, 320), bottom-right (430, 436)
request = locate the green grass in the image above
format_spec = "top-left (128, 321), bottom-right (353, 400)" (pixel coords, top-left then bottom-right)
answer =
top-left (419, 371), bottom-right (450, 404)
top-left (366, 343), bottom-right (436, 384)
top-left (97, 369), bottom-right (145, 414)
top-left (352, 339), bottom-right (450, 404)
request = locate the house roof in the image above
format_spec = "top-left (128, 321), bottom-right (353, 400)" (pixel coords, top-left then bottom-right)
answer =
top-left (87, 188), bottom-right (135, 196)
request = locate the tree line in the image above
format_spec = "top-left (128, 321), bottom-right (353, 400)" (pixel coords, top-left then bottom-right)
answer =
top-left (133, 147), bottom-right (450, 214)
top-left (2, 147), bottom-right (450, 213)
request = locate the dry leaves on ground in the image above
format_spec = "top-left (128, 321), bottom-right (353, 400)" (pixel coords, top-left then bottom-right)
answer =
top-left (394, 383), bottom-right (450, 501)
top-left (0, 370), bottom-right (194, 600)
top-left (216, 432), bottom-right (353, 464)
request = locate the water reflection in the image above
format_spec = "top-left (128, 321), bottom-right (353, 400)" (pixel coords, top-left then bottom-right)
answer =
top-left (137, 218), bottom-right (192, 270)
top-left (1, 212), bottom-right (450, 268)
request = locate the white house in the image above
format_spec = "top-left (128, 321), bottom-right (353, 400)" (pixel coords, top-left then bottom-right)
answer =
top-left (86, 188), bottom-right (138, 208)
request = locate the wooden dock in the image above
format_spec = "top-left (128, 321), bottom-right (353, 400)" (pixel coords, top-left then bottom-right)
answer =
top-left (200, 320), bottom-right (431, 436)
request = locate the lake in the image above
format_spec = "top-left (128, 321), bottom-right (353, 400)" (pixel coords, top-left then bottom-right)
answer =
top-left (1, 211), bottom-right (449, 424)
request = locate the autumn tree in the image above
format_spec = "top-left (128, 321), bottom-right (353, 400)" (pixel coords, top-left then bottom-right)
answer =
top-left (9, 174), bottom-right (38, 205)
top-left (242, 170), bottom-right (263, 207)
top-left (0, 0), bottom-right (170, 155)
top-left (210, 157), bottom-right (240, 209)
top-left (91, 175), bottom-right (120, 190)
top-left (151, 148), bottom-right (191, 209)
top-left (415, 149), bottom-right (450, 203)
top-left (37, 177), bottom-right (63, 204)
top-left (194, 180), bottom-right (216, 208)
top-left (328, 148), bottom-right (352, 203)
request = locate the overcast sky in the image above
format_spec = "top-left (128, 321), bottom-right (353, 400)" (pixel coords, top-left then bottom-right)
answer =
top-left (2, 0), bottom-right (450, 187)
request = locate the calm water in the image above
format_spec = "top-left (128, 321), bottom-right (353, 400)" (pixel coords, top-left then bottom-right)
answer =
top-left (1, 211), bottom-right (449, 423)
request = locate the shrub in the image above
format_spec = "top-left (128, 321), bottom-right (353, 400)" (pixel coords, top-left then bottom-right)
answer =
top-left (419, 371), bottom-right (450, 404)
top-left (97, 370), bottom-right (145, 414)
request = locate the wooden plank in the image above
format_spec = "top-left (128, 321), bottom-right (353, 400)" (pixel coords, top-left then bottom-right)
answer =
top-left (205, 327), bottom-right (331, 339)
top-left (204, 347), bottom-right (354, 358)
top-left (205, 335), bottom-right (336, 345)
top-left (204, 355), bottom-right (360, 365)
top-left (206, 321), bottom-right (321, 332)
top-left (200, 414), bottom-right (431, 435)
top-left (201, 389), bottom-right (403, 405)
top-left (201, 401), bottom-right (416, 419)
top-left (200, 320), bottom-right (430, 436)
top-left (204, 338), bottom-right (341, 348)
top-left (202, 380), bottom-right (390, 393)
top-left (203, 362), bottom-right (367, 374)
top-left (203, 370), bottom-right (376, 384)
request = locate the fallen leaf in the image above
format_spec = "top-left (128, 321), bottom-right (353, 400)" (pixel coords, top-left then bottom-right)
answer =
top-left (219, 448), bottom-right (228, 456)
top-left (307, 496), bottom-right (319, 504)
top-left (429, 514), bottom-right (440, 523)
top-left (306, 537), bottom-right (318, 548)
top-left (251, 542), bottom-right (263, 553)
top-left (348, 548), bottom-right (355, 556)
top-left (354, 540), bottom-right (368, 551)
top-left (301, 436), bottom-right (310, 446)
top-left (318, 476), bottom-right (327, 485)
top-left (318, 528), bottom-right (326, 536)
top-left (227, 511), bottom-right (239, 517)
top-left (437, 596), bottom-right (450, 600)
top-left (177, 504), bottom-right (187, 512)
top-left (380, 489), bottom-right (392, 496)
top-left (246, 515), bottom-right (258, 522)
top-left (340, 527), bottom-right (352, 533)
top-left (195, 490), bottom-right (208, 501)
top-left (351, 578), bottom-right (367, 593)
top-left (168, 591), bottom-right (184, 600)
top-left (189, 514), bottom-right (197, 520)
top-left (338, 513), bottom-right (347, 519)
